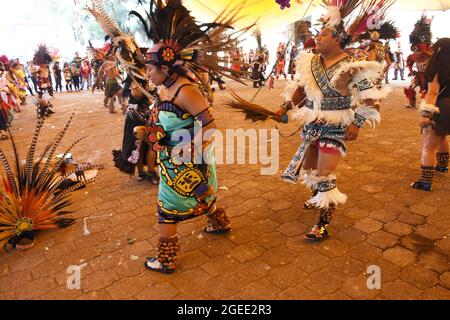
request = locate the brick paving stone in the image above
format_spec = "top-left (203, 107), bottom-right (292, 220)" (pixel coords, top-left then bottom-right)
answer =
top-left (136, 282), bottom-right (180, 300)
top-left (230, 242), bottom-right (266, 263)
top-left (201, 255), bottom-right (240, 277)
top-left (1, 84), bottom-right (450, 300)
top-left (106, 276), bottom-right (149, 299)
top-left (328, 256), bottom-right (366, 277)
top-left (0, 270), bottom-right (33, 293)
top-left (360, 184), bottom-right (384, 193)
top-left (170, 269), bottom-right (212, 293)
top-left (257, 232), bottom-right (289, 250)
top-left (267, 264), bottom-right (308, 288)
top-left (372, 259), bottom-right (403, 283)
top-left (277, 285), bottom-right (322, 300)
top-left (334, 228), bottom-right (367, 245)
top-left (15, 277), bottom-right (57, 300)
top-left (418, 251), bottom-right (450, 274)
top-left (344, 207), bottom-right (371, 220)
top-left (440, 272), bottom-right (450, 289)
top-left (367, 230), bottom-right (399, 249)
top-left (397, 212), bottom-right (426, 226)
top-left (0, 264), bottom-right (9, 279)
top-left (0, 291), bottom-right (16, 300)
top-left (382, 246), bottom-right (417, 267)
top-left (354, 218), bottom-right (383, 234)
top-left (379, 280), bottom-right (423, 300)
top-left (77, 290), bottom-right (113, 300)
top-left (383, 221), bottom-right (413, 236)
top-left (421, 286), bottom-right (450, 300)
top-left (200, 238), bottom-right (235, 258)
top-left (81, 269), bottom-right (121, 292)
top-left (39, 285), bottom-right (84, 300)
top-left (225, 227), bottom-right (261, 245)
top-left (312, 238), bottom-right (349, 258)
top-left (401, 265), bottom-right (440, 290)
top-left (239, 279), bottom-right (282, 300)
top-left (205, 275), bottom-right (245, 299)
top-left (278, 221), bottom-right (308, 237)
top-left (302, 270), bottom-right (345, 295)
top-left (410, 203), bottom-right (438, 217)
top-left (414, 224), bottom-right (447, 241)
top-left (295, 251), bottom-right (330, 274)
top-left (436, 237), bottom-right (450, 256)
top-left (340, 275), bottom-right (380, 300)
top-left (260, 247), bottom-right (297, 268)
top-left (231, 260), bottom-right (272, 287)
top-left (177, 250), bottom-right (210, 271)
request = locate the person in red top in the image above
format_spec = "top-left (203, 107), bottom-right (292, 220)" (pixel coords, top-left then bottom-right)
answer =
top-left (80, 59), bottom-right (92, 90)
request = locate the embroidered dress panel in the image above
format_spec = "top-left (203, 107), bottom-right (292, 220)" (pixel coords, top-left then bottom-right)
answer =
top-left (152, 97), bottom-right (218, 224)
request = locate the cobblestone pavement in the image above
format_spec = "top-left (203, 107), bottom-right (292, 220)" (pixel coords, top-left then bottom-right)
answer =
top-left (0, 80), bottom-right (449, 300)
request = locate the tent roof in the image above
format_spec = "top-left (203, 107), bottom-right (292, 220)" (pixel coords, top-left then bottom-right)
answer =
top-left (184, 0), bottom-right (450, 31)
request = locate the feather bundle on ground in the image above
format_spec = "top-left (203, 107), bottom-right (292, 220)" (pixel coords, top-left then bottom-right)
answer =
top-left (0, 113), bottom-right (95, 250)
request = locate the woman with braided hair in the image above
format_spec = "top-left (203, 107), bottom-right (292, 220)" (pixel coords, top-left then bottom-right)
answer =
top-left (88, 0), bottom-right (252, 273)
top-left (130, 0), bottom-right (251, 273)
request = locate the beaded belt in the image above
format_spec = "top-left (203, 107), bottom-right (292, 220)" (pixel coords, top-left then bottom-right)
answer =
top-left (305, 96), bottom-right (352, 111)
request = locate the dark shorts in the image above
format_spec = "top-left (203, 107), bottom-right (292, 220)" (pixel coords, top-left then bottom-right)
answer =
top-left (434, 98), bottom-right (450, 136)
top-left (105, 81), bottom-right (121, 98)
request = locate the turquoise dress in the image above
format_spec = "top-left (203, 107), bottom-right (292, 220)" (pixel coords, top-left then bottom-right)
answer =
top-left (148, 85), bottom-right (217, 224)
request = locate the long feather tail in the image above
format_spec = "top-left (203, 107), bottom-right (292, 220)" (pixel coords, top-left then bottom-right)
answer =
top-left (225, 89), bottom-right (286, 123)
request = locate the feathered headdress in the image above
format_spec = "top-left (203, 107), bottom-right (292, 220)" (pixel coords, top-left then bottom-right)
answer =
top-left (319, 0), bottom-right (395, 46)
top-left (0, 107), bottom-right (95, 250)
top-left (409, 14), bottom-right (433, 47)
top-left (129, 0), bottom-right (255, 84)
top-left (0, 55), bottom-right (9, 66)
top-left (86, 0), bottom-right (150, 97)
top-left (33, 44), bottom-right (53, 66)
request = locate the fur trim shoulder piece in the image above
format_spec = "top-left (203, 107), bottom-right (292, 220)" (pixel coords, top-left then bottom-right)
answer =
top-left (294, 52), bottom-right (323, 108)
top-left (330, 60), bottom-right (385, 90)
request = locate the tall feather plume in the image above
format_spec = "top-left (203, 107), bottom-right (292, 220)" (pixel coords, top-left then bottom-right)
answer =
top-left (347, 0), bottom-right (395, 42)
top-left (0, 150), bottom-right (17, 194)
top-left (37, 111), bottom-right (77, 187)
top-left (25, 115), bottom-right (46, 187)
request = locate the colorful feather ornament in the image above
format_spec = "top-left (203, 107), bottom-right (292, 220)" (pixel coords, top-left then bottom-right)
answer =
top-left (0, 109), bottom-right (95, 250)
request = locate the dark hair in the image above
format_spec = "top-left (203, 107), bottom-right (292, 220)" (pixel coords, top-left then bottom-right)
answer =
top-left (168, 64), bottom-right (196, 83)
top-left (426, 38), bottom-right (450, 88)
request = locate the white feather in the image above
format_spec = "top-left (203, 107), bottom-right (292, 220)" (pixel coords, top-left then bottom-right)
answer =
top-left (324, 6), bottom-right (342, 28)
top-left (354, 106), bottom-right (381, 128)
top-left (301, 169), bottom-right (319, 189)
top-left (311, 175), bottom-right (347, 209)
